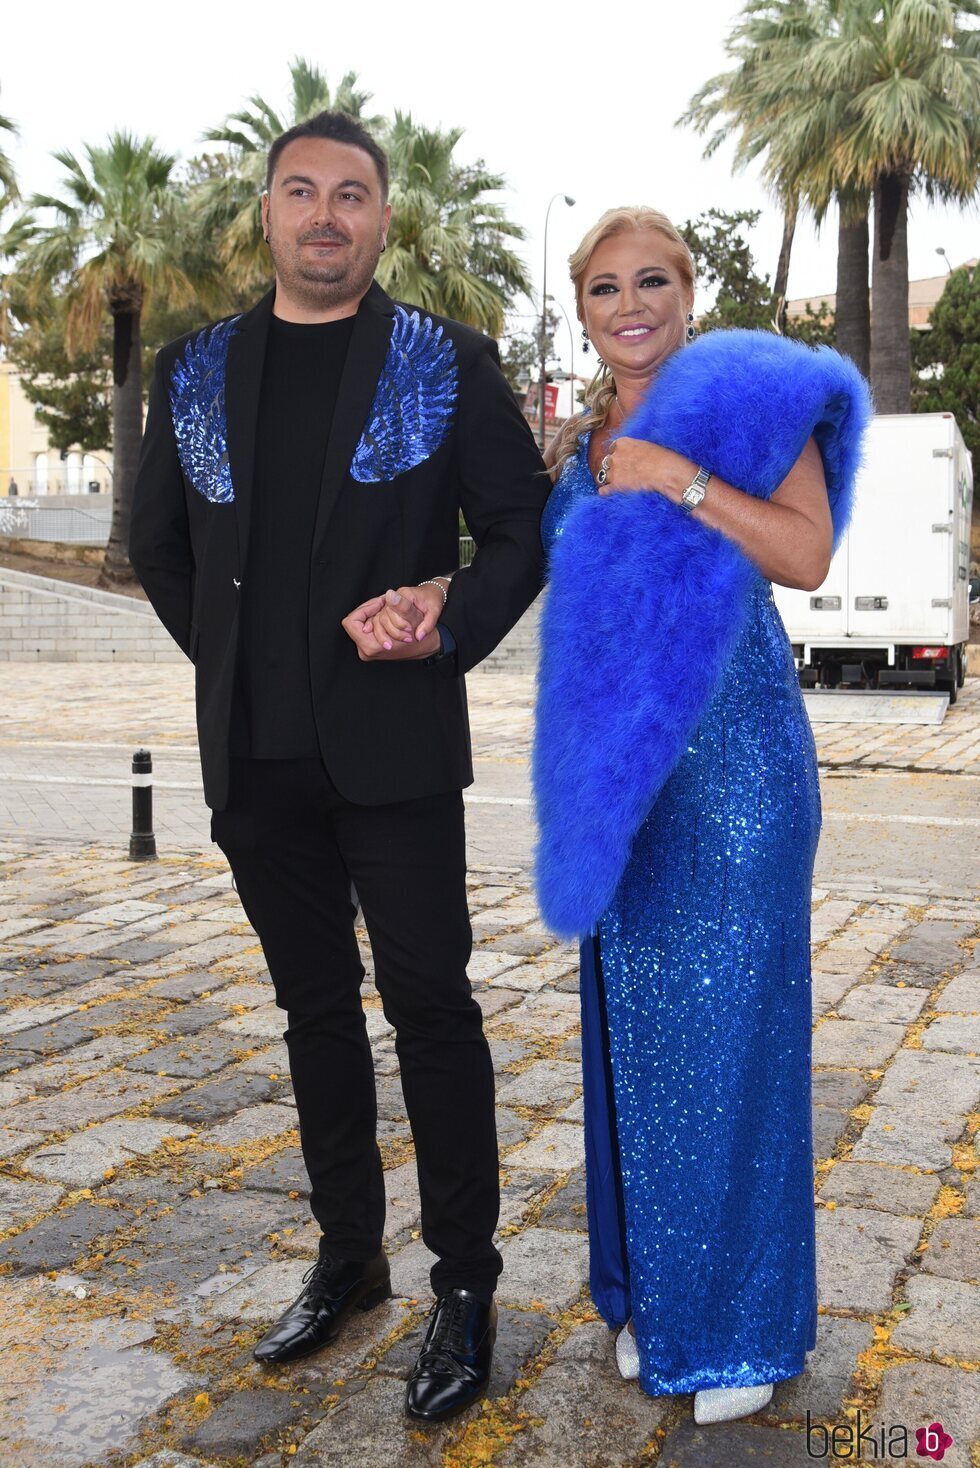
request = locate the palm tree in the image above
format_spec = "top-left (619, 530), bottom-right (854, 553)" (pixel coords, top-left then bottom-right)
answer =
top-left (682, 0), bottom-right (980, 410)
top-left (679, 0), bottom-right (823, 323)
top-left (0, 211), bottom-right (37, 348)
top-left (198, 58), bottom-right (383, 293)
top-left (680, 0), bottom-right (871, 368)
top-left (0, 88), bottom-right (18, 206)
top-left (20, 134), bottom-right (195, 584)
top-left (0, 88), bottom-right (29, 347)
top-left (805, 0), bottom-right (980, 411)
top-left (378, 113), bottom-right (531, 336)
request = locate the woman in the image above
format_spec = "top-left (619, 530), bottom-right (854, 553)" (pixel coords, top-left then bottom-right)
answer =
top-left (533, 208), bottom-right (869, 1424)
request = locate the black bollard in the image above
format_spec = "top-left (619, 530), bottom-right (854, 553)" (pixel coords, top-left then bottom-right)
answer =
top-left (129, 748), bottom-right (157, 861)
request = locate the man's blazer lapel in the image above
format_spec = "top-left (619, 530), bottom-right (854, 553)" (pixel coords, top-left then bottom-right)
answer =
top-left (312, 280), bottom-right (396, 558)
top-left (225, 287), bottom-right (274, 574)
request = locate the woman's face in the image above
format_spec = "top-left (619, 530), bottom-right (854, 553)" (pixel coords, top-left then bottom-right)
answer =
top-left (580, 229), bottom-right (693, 382)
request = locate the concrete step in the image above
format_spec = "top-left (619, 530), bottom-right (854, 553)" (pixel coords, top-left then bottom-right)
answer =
top-left (0, 566), bottom-right (184, 663)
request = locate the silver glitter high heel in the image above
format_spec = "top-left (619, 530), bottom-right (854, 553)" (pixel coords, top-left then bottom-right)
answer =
top-left (615, 1324), bottom-right (640, 1380)
top-left (694, 1383), bottom-right (773, 1424)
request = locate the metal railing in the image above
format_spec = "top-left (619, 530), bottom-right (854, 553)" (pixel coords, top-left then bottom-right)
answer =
top-left (1, 509), bottom-right (478, 561)
top-left (0, 505), bottom-right (112, 545)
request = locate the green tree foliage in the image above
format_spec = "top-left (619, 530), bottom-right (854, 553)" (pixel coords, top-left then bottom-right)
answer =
top-left (680, 209), bottom-right (774, 331)
top-left (0, 87), bottom-right (18, 205)
top-left (802, 0), bottom-right (980, 413)
top-left (678, 0), bottom-right (826, 320)
top-left (379, 114), bottom-right (530, 337)
top-left (784, 299), bottom-right (836, 348)
top-left (683, 0), bottom-right (980, 411)
top-left (913, 263), bottom-right (979, 479)
top-left (18, 134), bottom-right (196, 583)
top-left (680, 208), bottom-right (835, 346)
top-left (8, 304), bottom-right (111, 453)
top-left (0, 210), bottom-right (35, 347)
top-left (6, 149), bottom-right (253, 459)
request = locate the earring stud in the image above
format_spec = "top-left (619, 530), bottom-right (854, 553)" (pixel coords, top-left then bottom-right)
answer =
top-left (581, 327), bottom-right (590, 354)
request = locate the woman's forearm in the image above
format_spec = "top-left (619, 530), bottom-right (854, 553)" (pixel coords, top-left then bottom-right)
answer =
top-left (604, 436), bottom-right (834, 591)
top-left (686, 467), bottom-right (833, 590)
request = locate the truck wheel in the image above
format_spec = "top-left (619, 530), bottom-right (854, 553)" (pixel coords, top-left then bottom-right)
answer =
top-left (938, 674), bottom-right (958, 706)
top-left (955, 646), bottom-right (966, 689)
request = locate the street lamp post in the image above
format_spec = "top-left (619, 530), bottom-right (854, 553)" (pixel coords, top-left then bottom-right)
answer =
top-left (539, 193), bottom-right (575, 451)
top-left (546, 293), bottom-right (576, 423)
top-left (936, 247), bottom-right (952, 275)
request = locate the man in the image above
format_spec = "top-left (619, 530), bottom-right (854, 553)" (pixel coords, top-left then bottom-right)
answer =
top-left (130, 111), bottom-right (547, 1422)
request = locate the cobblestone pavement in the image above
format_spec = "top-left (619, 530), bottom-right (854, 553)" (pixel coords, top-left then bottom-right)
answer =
top-left (2, 664), bottom-right (979, 768)
top-left (0, 851), bottom-right (977, 1467)
top-left (1, 663), bottom-right (979, 1467)
top-left (2, 669), bottom-right (980, 888)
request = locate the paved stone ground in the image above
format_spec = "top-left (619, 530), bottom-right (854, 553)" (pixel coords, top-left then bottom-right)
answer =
top-left (2, 664), bottom-right (979, 768)
top-left (1, 662), bottom-right (979, 1467)
top-left (1, 860), bottom-right (978, 1466)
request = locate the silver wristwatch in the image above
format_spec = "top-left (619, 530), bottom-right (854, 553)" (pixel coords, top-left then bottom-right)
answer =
top-left (680, 465), bottom-right (711, 513)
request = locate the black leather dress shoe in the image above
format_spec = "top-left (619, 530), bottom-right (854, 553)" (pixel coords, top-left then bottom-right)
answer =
top-left (253, 1247), bottom-right (391, 1364)
top-left (405, 1288), bottom-right (497, 1421)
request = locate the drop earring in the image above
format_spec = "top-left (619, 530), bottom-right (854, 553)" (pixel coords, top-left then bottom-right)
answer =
top-left (581, 327), bottom-right (590, 354)
top-left (686, 311), bottom-right (696, 342)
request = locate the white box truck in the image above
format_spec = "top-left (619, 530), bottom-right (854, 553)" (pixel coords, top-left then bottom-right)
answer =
top-left (773, 413), bottom-right (974, 703)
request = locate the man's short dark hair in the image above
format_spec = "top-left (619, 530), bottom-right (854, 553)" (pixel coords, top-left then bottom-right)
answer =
top-left (265, 111), bottom-right (389, 199)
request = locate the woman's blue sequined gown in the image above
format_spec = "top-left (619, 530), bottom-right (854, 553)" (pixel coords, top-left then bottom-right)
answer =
top-left (541, 435), bottom-right (820, 1396)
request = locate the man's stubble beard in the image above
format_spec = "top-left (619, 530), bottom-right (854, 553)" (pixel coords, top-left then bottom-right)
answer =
top-left (268, 228), bottom-right (383, 313)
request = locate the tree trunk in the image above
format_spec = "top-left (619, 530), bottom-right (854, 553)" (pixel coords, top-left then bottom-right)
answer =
top-left (771, 193), bottom-right (798, 330)
top-left (870, 171), bottom-right (911, 414)
top-left (835, 202), bottom-right (870, 378)
top-left (101, 300), bottom-right (143, 586)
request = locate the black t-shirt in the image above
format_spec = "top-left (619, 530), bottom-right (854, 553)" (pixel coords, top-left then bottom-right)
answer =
top-left (231, 312), bottom-right (355, 757)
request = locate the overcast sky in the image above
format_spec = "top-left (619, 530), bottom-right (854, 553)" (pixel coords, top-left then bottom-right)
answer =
top-left (4, 0), bottom-right (977, 373)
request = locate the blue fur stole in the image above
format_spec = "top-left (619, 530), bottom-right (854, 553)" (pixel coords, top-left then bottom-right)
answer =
top-left (533, 329), bottom-right (872, 938)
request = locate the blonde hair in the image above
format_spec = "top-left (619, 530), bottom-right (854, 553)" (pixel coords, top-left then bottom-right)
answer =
top-left (549, 207), bottom-right (695, 480)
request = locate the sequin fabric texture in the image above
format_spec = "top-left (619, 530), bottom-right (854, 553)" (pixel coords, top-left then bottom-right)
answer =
top-left (351, 306), bottom-right (458, 483)
top-left (169, 317), bottom-right (241, 505)
top-left (543, 436), bottom-right (820, 1395)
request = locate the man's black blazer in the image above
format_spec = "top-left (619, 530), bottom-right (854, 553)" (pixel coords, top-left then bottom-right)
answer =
top-left (129, 282), bottom-right (548, 811)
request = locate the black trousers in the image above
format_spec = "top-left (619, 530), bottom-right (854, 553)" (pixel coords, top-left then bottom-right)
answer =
top-left (211, 757), bottom-right (502, 1298)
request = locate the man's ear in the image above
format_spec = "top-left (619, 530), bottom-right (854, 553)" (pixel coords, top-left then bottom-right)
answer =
top-left (261, 192), bottom-right (271, 244)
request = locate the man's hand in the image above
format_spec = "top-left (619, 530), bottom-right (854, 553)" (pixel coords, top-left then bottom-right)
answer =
top-left (341, 586), bottom-right (443, 661)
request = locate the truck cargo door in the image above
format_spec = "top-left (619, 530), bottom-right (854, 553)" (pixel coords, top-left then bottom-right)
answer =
top-left (772, 540), bottom-right (848, 644)
top-left (846, 415), bottom-right (953, 641)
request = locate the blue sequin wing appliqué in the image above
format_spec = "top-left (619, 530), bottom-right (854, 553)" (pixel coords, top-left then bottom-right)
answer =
top-left (351, 307), bottom-right (458, 483)
top-left (169, 317), bottom-right (241, 505)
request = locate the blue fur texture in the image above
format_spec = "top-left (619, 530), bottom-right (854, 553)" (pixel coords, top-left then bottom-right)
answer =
top-left (533, 330), bottom-right (872, 938)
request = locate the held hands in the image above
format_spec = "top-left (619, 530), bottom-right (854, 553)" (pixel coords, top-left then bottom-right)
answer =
top-left (341, 583), bottom-right (444, 661)
top-left (597, 438), bottom-right (696, 501)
